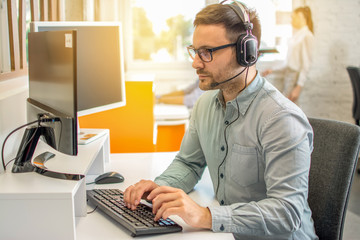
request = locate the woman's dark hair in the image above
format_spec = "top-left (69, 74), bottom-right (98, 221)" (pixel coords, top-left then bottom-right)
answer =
top-left (294, 6), bottom-right (314, 34)
top-left (193, 3), bottom-right (261, 47)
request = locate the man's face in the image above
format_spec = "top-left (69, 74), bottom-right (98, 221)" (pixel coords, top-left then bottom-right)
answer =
top-left (191, 24), bottom-right (239, 91)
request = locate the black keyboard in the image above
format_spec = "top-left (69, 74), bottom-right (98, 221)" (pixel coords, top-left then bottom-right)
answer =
top-left (86, 189), bottom-right (183, 237)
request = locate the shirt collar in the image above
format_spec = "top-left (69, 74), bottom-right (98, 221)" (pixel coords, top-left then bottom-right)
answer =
top-left (215, 71), bottom-right (264, 115)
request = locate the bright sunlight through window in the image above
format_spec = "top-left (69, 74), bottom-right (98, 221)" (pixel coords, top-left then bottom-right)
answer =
top-left (131, 0), bottom-right (205, 63)
top-left (130, 0), bottom-right (292, 64)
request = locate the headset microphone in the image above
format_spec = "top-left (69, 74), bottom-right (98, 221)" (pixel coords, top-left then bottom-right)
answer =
top-left (210, 67), bottom-right (247, 88)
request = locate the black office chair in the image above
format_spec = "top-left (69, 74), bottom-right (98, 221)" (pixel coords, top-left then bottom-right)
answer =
top-left (347, 66), bottom-right (360, 126)
top-left (308, 117), bottom-right (360, 240)
top-left (346, 66), bottom-right (360, 174)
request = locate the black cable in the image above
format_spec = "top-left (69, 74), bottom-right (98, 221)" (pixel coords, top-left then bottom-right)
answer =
top-left (215, 66), bottom-right (249, 196)
top-left (1, 116), bottom-right (61, 171)
top-left (215, 98), bottom-right (241, 195)
top-left (1, 119), bottom-right (41, 171)
top-left (3, 121), bottom-right (40, 169)
top-left (5, 120), bottom-right (42, 170)
top-left (87, 205), bottom-right (98, 214)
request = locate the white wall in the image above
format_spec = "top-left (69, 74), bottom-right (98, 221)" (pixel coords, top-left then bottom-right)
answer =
top-left (0, 76), bottom-right (28, 173)
top-left (263, 0), bottom-right (360, 124)
top-left (297, 0), bottom-right (360, 123)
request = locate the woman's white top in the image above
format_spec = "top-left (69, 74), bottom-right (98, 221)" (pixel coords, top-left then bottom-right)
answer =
top-left (286, 26), bottom-right (315, 86)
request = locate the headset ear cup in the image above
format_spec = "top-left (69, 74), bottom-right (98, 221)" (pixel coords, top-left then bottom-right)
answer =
top-left (236, 33), bottom-right (247, 66)
top-left (236, 34), bottom-right (258, 67)
top-left (245, 36), bottom-right (258, 66)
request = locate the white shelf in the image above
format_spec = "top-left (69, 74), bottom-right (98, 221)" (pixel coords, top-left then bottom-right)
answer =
top-left (154, 104), bottom-right (189, 121)
top-left (0, 129), bottom-right (110, 240)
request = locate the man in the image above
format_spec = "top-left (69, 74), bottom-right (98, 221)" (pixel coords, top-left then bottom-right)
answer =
top-left (124, 1), bottom-right (318, 239)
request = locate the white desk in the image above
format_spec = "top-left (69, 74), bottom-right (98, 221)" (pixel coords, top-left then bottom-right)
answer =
top-left (0, 133), bottom-right (232, 240)
top-left (79, 152), bottom-right (233, 240)
top-left (0, 130), bottom-right (110, 240)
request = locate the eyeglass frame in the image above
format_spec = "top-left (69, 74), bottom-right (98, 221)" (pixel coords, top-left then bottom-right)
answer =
top-left (187, 42), bottom-right (236, 62)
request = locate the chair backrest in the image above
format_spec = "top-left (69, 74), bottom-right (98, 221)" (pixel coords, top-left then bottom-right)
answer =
top-left (346, 66), bottom-right (360, 122)
top-left (308, 117), bottom-right (360, 240)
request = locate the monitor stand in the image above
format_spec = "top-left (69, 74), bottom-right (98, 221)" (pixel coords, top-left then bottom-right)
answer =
top-left (11, 125), bottom-right (85, 180)
top-left (12, 125), bottom-right (56, 173)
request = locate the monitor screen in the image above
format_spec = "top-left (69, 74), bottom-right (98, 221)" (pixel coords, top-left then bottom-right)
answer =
top-left (28, 30), bottom-right (78, 155)
top-left (31, 21), bottom-right (126, 117)
top-left (12, 30), bottom-right (78, 173)
top-left (28, 31), bottom-right (77, 118)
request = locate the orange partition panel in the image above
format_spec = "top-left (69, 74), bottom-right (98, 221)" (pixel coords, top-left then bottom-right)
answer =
top-left (78, 81), bottom-right (155, 153)
top-left (155, 124), bottom-right (185, 152)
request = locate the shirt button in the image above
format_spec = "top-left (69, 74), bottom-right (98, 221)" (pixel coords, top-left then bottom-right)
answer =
top-left (220, 173), bottom-right (224, 178)
top-left (224, 120), bottom-right (229, 125)
top-left (220, 224), bottom-right (225, 231)
top-left (220, 200), bottom-right (224, 205)
top-left (221, 146), bottom-right (225, 151)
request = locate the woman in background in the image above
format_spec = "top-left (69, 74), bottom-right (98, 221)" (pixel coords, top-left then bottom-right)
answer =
top-left (263, 6), bottom-right (315, 102)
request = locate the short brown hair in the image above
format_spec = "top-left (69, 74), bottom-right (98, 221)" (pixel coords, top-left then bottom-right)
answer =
top-left (193, 3), bottom-right (261, 48)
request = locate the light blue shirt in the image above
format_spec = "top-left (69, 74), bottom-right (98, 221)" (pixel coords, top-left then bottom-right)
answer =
top-left (155, 73), bottom-right (318, 240)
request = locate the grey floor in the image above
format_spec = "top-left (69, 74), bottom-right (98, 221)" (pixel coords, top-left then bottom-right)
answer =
top-left (343, 160), bottom-right (360, 240)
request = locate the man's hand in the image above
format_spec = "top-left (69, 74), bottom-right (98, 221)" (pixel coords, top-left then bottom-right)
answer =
top-left (148, 186), bottom-right (212, 229)
top-left (123, 180), bottom-right (159, 210)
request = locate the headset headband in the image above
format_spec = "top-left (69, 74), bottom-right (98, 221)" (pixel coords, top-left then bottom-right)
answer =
top-left (232, 1), bottom-right (253, 31)
top-left (233, 2), bottom-right (248, 22)
top-left (221, 0), bottom-right (253, 31)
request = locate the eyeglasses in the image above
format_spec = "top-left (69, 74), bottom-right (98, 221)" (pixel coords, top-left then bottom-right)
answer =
top-left (187, 43), bottom-right (236, 62)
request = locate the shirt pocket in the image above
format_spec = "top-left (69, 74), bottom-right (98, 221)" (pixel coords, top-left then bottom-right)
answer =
top-left (229, 144), bottom-right (259, 187)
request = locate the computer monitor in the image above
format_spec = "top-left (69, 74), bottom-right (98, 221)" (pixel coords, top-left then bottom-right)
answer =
top-left (12, 30), bottom-right (78, 173)
top-left (12, 22), bottom-right (126, 174)
top-left (30, 21), bottom-right (126, 117)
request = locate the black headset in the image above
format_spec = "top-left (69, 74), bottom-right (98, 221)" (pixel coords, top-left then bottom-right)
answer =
top-left (226, 1), bottom-right (258, 67)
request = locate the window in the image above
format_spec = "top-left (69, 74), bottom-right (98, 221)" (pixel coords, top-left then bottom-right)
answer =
top-left (0, 0), bottom-right (31, 78)
top-left (0, 0), bottom-right (10, 74)
top-left (132, 0), bottom-right (205, 62)
top-left (124, 0), bottom-right (206, 74)
top-left (124, 0), bottom-right (291, 74)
